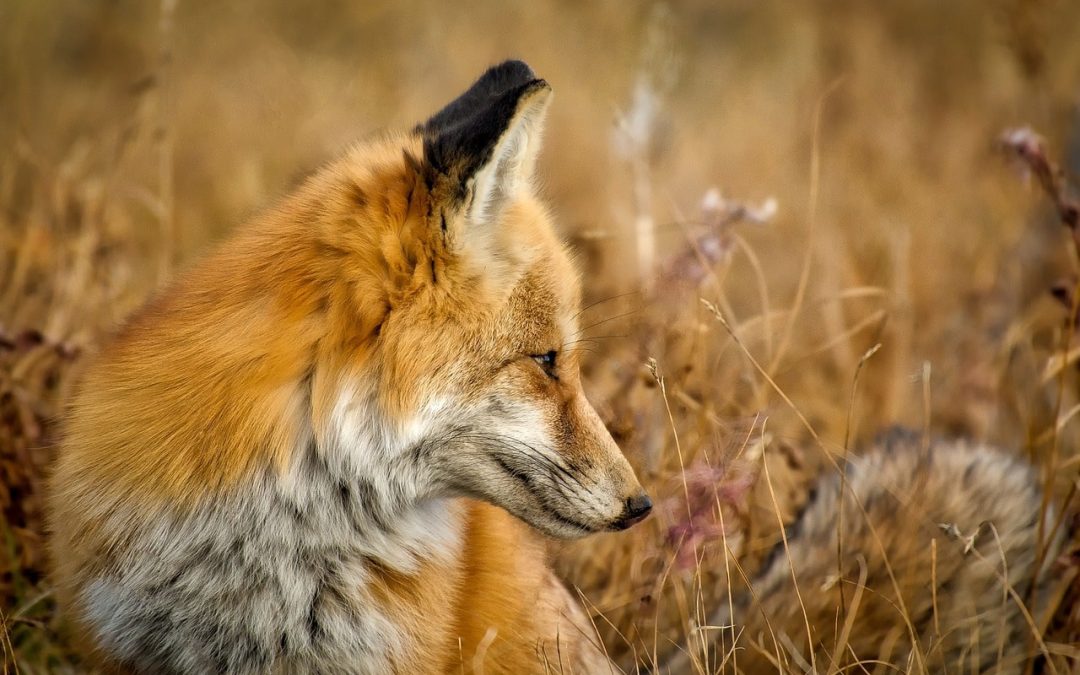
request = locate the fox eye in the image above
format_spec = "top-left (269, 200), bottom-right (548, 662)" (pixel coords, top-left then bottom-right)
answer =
top-left (531, 350), bottom-right (558, 379)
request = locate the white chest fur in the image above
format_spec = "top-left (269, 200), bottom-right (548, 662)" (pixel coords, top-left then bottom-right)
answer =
top-left (81, 436), bottom-right (464, 674)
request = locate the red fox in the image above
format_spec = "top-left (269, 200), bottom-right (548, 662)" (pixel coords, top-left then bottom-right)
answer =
top-left (47, 60), bottom-right (652, 674)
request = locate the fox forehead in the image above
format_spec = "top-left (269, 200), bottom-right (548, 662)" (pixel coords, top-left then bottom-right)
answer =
top-left (317, 131), bottom-right (578, 309)
top-left (379, 200), bottom-right (581, 374)
top-left (500, 248), bottom-right (580, 353)
top-left (347, 133), bottom-right (580, 335)
top-left (318, 132), bottom-right (580, 413)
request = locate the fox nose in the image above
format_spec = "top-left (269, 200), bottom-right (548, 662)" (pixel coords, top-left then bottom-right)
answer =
top-left (612, 492), bottom-right (653, 530)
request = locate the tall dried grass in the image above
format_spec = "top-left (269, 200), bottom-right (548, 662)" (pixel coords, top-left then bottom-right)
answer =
top-left (3, 1), bottom-right (1080, 672)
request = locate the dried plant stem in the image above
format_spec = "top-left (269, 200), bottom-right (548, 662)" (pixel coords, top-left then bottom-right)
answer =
top-left (832, 554), bottom-right (868, 672)
top-left (157, 0), bottom-right (178, 282)
top-left (1033, 276), bottom-right (1080, 614)
top-left (837, 343), bottom-right (881, 622)
top-left (648, 359), bottom-right (694, 533)
top-left (633, 156), bottom-right (655, 294)
top-left (1, 603), bottom-right (20, 675)
top-left (569, 589), bottom-right (621, 675)
top-left (761, 428), bottom-right (818, 674)
top-left (999, 128), bottom-right (1080, 631)
top-left (715, 497), bottom-right (737, 675)
top-left (921, 361), bottom-right (932, 455)
top-left (931, 538), bottom-right (940, 638)
top-left (769, 76), bottom-right (845, 377)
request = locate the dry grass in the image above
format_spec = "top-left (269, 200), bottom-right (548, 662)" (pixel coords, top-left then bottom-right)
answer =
top-left (3, 0), bottom-right (1080, 672)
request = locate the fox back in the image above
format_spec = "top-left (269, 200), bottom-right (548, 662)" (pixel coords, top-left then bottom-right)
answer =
top-left (47, 60), bottom-right (649, 674)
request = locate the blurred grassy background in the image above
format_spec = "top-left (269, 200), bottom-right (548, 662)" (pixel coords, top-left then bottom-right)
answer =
top-left (3, 0), bottom-right (1080, 672)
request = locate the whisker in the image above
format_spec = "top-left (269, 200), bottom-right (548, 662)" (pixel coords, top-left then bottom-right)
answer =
top-left (443, 431), bottom-right (590, 493)
top-left (500, 449), bottom-right (609, 519)
top-left (448, 432), bottom-right (608, 521)
top-left (570, 309), bottom-right (643, 338)
top-left (564, 347), bottom-right (601, 357)
top-left (454, 433), bottom-right (579, 487)
top-left (572, 290), bottom-right (641, 320)
top-left (562, 335), bottom-right (628, 348)
top-left (505, 455), bottom-right (609, 518)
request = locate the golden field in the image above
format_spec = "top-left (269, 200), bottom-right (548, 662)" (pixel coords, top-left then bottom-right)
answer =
top-left (3, 0), bottom-right (1080, 672)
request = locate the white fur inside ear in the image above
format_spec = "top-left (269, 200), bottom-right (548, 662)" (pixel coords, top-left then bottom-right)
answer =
top-left (467, 88), bottom-right (551, 226)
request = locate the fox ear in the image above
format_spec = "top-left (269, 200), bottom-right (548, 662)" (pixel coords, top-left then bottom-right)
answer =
top-left (421, 60), bottom-right (552, 234)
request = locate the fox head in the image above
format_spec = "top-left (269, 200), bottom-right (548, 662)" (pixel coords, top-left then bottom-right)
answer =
top-left (293, 61), bottom-right (650, 538)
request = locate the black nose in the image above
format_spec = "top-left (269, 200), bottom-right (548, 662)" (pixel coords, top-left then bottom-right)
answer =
top-left (613, 492), bottom-right (653, 530)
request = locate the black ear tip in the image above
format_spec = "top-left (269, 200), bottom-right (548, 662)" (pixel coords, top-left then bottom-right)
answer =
top-left (422, 60), bottom-right (545, 135)
top-left (470, 60), bottom-right (542, 101)
top-left (485, 59), bottom-right (537, 84)
top-left (420, 60), bottom-right (550, 182)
